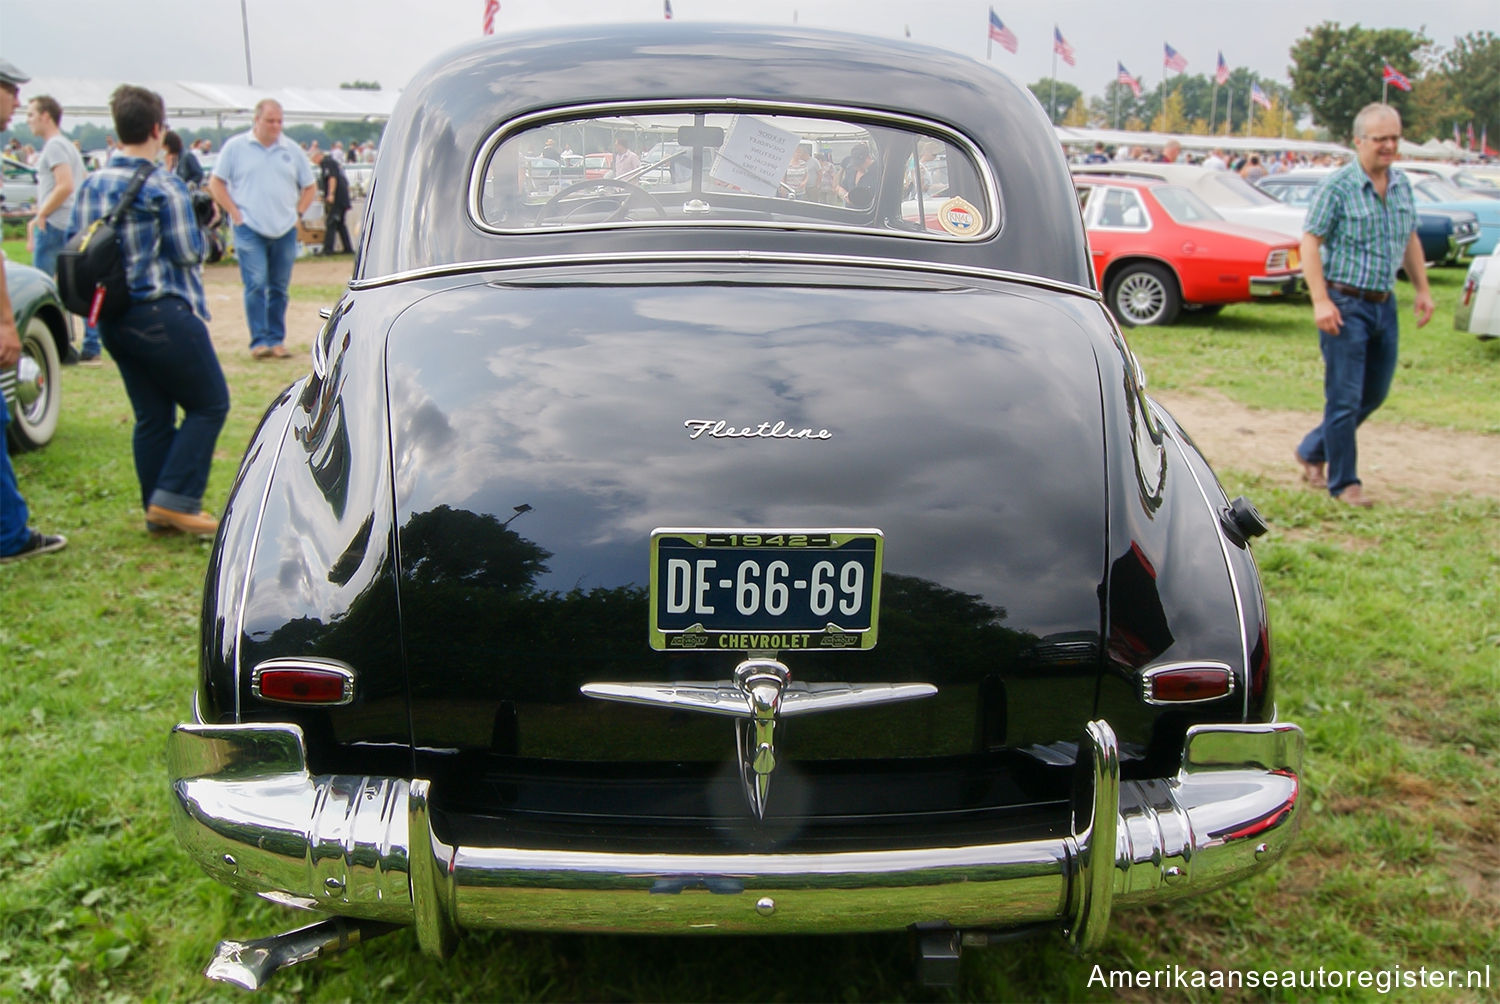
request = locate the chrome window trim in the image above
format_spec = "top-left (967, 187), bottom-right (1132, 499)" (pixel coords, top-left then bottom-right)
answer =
top-left (251, 657), bottom-right (358, 707)
top-left (466, 99), bottom-right (1002, 243)
top-left (1087, 186), bottom-right (1154, 232)
top-left (1155, 410), bottom-right (1253, 720)
top-left (350, 250), bottom-right (1101, 303)
top-left (1140, 661), bottom-right (1236, 706)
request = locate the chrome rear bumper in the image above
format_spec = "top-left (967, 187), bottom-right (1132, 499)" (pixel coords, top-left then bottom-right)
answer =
top-left (168, 719), bottom-right (1302, 956)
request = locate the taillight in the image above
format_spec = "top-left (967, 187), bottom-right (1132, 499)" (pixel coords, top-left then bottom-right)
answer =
top-left (1142, 662), bottom-right (1235, 705)
top-left (252, 658), bottom-right (356, 706)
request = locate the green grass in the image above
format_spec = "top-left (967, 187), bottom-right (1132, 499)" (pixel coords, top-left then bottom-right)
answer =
top-left (1, 266), bottom-right (1496, 1001)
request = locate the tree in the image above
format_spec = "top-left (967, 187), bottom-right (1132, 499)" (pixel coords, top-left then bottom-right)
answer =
top-left (1062, 97), bottom-right (1090, 127)
top-left (1028, 78), bottom-right (1082, 124)
top-left (1289, 21), bottom-right (1431, 140)
top-left (1152, 91), bottom-right (1190, 133)
top-left (1405, 72), bottom-right (1471, 143)
top-left (1438, 31), bottom-right (1500, 144)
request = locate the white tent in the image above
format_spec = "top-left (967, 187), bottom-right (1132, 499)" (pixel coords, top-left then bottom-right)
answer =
top-left (20, 76), bottom-right (398, 126)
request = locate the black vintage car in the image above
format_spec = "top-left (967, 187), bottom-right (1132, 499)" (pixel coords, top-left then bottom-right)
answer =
top-left (168, 23), bottom-right (1303, 989)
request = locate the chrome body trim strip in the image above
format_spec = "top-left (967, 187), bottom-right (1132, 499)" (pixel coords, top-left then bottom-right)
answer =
top-left (466, 99), bottom-right (1002, 243)
top-left (1157, 414), bottom-right (1254, 720)
top-left (168, 720), bottom-right (1301, 941)
top-left (232, 403), bottom-right (300, 721)
top-left (347, 249), bottom-right (1102, 303)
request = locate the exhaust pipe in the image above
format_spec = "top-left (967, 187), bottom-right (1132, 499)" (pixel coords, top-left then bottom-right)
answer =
top-left (204, 917), bottom-right (401, 990)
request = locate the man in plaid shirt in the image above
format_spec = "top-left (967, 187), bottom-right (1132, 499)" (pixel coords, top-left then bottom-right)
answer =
top-left (1294, 103), bottom-right (1433, 507)
top-left (69, 85), bottom-right (228, 538)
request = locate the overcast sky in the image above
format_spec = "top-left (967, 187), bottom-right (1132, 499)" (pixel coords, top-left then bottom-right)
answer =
top-left (0, 0), bottom-right (1488, 95)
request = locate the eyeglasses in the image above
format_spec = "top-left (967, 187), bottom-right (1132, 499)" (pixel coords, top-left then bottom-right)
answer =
top-left (1361, 134), bottom-right (1401, 145)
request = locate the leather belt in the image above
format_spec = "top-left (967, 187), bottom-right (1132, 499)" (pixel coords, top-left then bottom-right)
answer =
top-left (1329, 282), bottom-right (1390, 303)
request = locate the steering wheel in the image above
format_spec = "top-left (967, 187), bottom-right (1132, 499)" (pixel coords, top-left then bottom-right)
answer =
top-left (537, 178), bottom-right (667, 224)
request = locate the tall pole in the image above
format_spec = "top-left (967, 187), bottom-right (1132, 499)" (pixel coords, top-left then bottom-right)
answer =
top-left (1050, 49), bottom-right (1058, 122)
top-left (1113, 83), bottom-right (1119, 130)
top-left (239, 0), bottom-right (254, 86)
top-left (1209, 82), bottom-right (1218, 134)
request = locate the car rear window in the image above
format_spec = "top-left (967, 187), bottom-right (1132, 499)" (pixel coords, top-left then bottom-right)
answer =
top-left (1152, 185), bottom-right (1222, 224)
top-left (471, 105), bottom-right (997, 241)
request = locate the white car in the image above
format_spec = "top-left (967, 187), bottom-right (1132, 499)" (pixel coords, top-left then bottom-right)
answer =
top-left (1456, 247), bottom-right (1500, 338)
top-left (1395, 161), bottom-right (1500, 200)
top-left (1071, 162), bottom-right (1306, 237)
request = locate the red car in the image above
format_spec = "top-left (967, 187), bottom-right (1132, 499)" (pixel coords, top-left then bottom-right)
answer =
top-left (584, 151), bottom-right (614, 179)
top-left (1074, 174), bottom-right (1302, 326)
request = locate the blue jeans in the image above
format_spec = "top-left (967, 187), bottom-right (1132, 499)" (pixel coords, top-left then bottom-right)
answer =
top-left (100, 297), bottom-right (230, 514)
top-left (31, 223), bottom-right (98, 357)
top-left (233, 224), bottom-right (297, 350)
top-left (0, 405), bottom-right (32, 555)
top-left (1297, 292), bottom-right (1399, 496)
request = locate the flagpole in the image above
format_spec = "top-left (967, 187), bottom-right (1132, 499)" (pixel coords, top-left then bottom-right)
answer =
top-left (1113, 81), bottom-right (1119, 130)
top-left (1210, 82), bottom-right (1218, 134)
top-left (1050, 43), bottom-right (1058, 122)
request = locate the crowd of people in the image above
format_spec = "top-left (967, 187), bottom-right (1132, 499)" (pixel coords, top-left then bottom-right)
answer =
top-left (1072, 138), bottom-right (1347, 177)
top-left (0, 64), bottom-right (375, 562)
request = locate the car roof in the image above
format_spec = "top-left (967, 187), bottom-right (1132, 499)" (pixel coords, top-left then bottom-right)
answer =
top-left (1070, 163), bottom-right (1208, 183)
top-left (1070, 173), bottom-right (1163, 189)
top-left (361, 21), bottom-right (1090, 289)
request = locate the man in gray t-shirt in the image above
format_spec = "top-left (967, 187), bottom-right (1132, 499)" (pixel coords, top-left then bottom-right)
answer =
top-left (26, 95), bottom-right (93, 356)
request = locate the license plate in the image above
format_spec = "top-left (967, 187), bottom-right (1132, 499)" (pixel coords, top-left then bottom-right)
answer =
top-left (649, 529), bottom-right (883, 652)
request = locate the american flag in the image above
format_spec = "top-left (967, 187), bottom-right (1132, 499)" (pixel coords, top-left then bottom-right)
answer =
top-left (1382, 62), bottom-right (1412, 92)
top-left (1117, 62), bottom-right (1141, 98)
top-left (1163, 42), bottom-right (1187, 73)
top-left (988, 9), bottom-right (1018, 54)
top-left (664, 0), bottom-right (672, 19)
top-left (1250, 82), bottom-right (1272, 110)
top-left (1053, 27), bottom-right (1075, 67)
top-left (1215, 51), bottom-right (1229, 86)
top-left (482, 0), bottom-right (498, 35)
top-left (1467, 121), bottom-right (1476, 150)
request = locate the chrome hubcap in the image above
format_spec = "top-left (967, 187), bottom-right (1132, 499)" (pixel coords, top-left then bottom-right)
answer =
top-left (1118, 273), bottom-right (1166, 324)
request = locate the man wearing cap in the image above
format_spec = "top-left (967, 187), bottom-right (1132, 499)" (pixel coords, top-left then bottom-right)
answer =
top-left (208, 98), bottom-right (316, 359)
top-left (0, 57), bottom-right (67, 562)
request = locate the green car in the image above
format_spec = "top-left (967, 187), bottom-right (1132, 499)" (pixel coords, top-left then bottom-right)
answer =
top-left (2, 260), bottom-right (73, 452)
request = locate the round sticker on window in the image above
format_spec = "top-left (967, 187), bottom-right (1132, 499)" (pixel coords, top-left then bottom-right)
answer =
top-left (937, 197), bottom-right (982, 236)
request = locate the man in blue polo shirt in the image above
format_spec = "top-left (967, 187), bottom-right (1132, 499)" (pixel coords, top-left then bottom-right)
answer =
top-left (1293, 103), bottom-right (1433, 508)
top-left (209, 99), bottom-right (315, 359)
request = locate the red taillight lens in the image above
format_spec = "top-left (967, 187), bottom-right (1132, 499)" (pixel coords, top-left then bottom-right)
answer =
top-left (252, 660), bottom-right (354, 705)
top-left (1143, 663), bottom-right (1234, 704)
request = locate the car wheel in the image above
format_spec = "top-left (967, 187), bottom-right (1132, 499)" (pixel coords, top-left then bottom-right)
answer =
top-left (1108, 263), bottom-right (1181, 327)
top-left (6, 314), bottom-right (61, 453)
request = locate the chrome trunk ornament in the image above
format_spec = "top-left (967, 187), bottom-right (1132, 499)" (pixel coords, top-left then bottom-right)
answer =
top-left (581, 660), bottom-right (937, 818)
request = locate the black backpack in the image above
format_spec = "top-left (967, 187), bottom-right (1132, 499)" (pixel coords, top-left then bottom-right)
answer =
top-left (55, 163), bottom-right (156, 324)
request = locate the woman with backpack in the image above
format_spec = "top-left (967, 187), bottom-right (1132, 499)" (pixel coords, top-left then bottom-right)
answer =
top-left (69, 85), bottom-right (227, 538)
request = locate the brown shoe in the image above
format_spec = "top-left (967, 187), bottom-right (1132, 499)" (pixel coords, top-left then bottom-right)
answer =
top-left (1333, 484), bottom-right (1373, 508)
top-left (269, 344), bottom-right (292, 359)
top-left (145, 505), bottom-right (219, 536)
top-left (1294, 450), bottom-right (1326, 489)
top-left (251, 346), bottom-right (273, 359)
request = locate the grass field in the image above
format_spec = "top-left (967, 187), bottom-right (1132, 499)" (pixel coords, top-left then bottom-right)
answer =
top-left (1, 264), bottom-right (1496, 1001)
